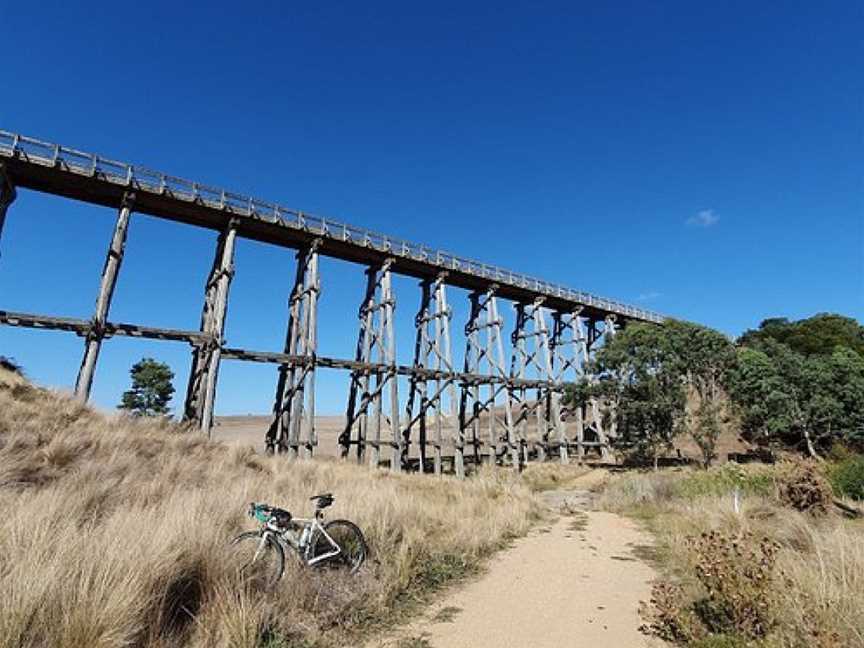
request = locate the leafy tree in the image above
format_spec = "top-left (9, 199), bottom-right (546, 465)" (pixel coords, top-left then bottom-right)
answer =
top-left (574, 322), bottom-right (687, 468)
top-left (568, 320), bottom-right (736, 468)
top-left (727, 341), bottom-right (864, 457)
top-left (739, 313), bottom-right (864, 357)
top-left (667, 321), bottom-right (737, 467)
top-left (118, 358), bottom-right (175, 417)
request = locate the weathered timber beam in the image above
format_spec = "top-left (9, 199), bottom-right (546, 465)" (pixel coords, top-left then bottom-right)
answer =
top-left (0, 310), bottom-right (90, 333)
top-left (75, 193), bottom-right (135, 401)
top-left (218, 346), bottom-right (564, 390)
top-left (223, 348), bottom-right (307, 364)
top-left (0, 310), bottom-right (209, 344)
top-left (105, 322), bottom-right (210, 344)
top-left (0, 310), bottom-right (572, 393)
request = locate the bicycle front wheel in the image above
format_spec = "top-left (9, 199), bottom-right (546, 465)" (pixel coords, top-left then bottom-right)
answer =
top-left (230, 531), bottom-right (285, 589)
top-left (309, 519), bottom-right (367, 573)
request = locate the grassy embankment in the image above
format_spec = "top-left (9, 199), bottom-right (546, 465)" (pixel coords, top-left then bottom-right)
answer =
top-left (0, 368), bottom-right (542, 648)
top-left (597, 461), bottom-right (864, 648)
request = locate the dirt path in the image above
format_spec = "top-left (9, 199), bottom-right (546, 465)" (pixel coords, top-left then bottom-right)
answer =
top-left (372, 482), bottom-right (663, 648)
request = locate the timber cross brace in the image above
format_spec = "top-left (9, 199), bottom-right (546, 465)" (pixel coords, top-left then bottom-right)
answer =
top-left (0, 130), bottom-right (665, 476)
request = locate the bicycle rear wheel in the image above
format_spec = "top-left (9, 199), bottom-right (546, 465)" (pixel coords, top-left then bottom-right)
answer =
top-left (230, 531), bottom-right (285, 589)
top-left (309, 519), bottom-right (367, 573)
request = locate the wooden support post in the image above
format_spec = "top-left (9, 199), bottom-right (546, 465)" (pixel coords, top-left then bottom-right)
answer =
top-left (342, 259), bottom-right (401, 471)
top-left (184, 221), bottom-right (237, 435)
top-left (460, 292), bottom-right (483, 466)
top-left (583, 317), bottom-right (611, 460)
top-left (532, 301), bottom-right (568, 464)
top-left (510, 301), bottom-right (548, 463)
top-left (572, 313), bottom-right (594, 461)
top-left (459, 286), bottom-right (515, 471)
top-left (342, 268), bottom-right (376, 462)
top-left (405, 274), bottom-right (458, 476)
top-left (74, 192), bottom-right (135, 401)
top-left (490, 296), bottom-right (519, 468)
top-left (382, 269), bottom-right (401, 472)
top-left (552, 308), bottom-right (587, 463)
top-left (405, 279), bottom-right (432, 472)
top-left (0, 164), bottom-right (16, 259)
top-left (436, 279), bottom-right (460, 478)
top-left (267, 242), bottom-right (320, 457)
top-left (510, 304), bottom-right (532, 462)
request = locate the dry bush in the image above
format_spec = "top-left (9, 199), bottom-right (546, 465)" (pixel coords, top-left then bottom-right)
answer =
top-left (774, 458), bottom-right (833, 514)
top-left (640, 530), bottom-right (783, 643)
top-left (690, 530), bottom-right (782, 638)
top-left (639, 581), bottom-right (707, 644)
top-left (601, 468), bottom-right (864, 647)
top-left (0, 370), bottom-right (540, 647)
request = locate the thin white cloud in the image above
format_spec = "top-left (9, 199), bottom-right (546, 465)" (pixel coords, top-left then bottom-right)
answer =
top-left (686, 209), bottom-right (719, 228)
top-left (637, 291), bottom-right (662, 301)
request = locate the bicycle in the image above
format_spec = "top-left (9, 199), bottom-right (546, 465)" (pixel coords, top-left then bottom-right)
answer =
top-left (230, 493), bottom-right (367, 589)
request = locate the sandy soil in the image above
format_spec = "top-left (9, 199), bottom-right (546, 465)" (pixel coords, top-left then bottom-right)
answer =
top-left (371, 478), bottom-right (664, 648)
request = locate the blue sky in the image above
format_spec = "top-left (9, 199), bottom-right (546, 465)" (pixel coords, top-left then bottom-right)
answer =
top-left (1, 1), bottom-right (861, 415)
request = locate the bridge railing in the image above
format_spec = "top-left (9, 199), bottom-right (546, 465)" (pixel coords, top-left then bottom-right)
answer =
top-left (0, 130), bottom-right (663, 323)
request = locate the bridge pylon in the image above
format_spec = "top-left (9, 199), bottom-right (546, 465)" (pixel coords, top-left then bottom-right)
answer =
top-left (183, 221), bottom-right (238, 435)
top-left (403, 273), bottom-right (460, 476)
top-left (341, 259), bottom-right (401, 471)
top-left (74, 192), bottom-right (135, 402)
top-left (267, 241), bottom-right (321, 458)
top-left (460, 286), bottom-right (518, 470)
top-left (509, 298), bottom-right (569, 464)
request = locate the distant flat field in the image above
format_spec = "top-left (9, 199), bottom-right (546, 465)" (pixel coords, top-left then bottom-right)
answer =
top-left (214, 413), bottom-right (751, 464)
top-left (213, 413), bottom-right (529, 465)
top-left (213, 415), bottom-right (345, 457)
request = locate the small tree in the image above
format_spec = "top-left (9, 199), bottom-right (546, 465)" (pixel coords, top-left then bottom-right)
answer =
top-left (667, 321), bottom-right (737, 468)
top-left (581, 322), bottom-right (688, 468)
top-left (569, 320), bottom-right (736, 469)
top-left (119, 358), bottom-right (175, 417)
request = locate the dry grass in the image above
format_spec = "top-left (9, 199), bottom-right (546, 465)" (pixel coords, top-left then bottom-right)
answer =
top-left (599, 466), bottom-right (864, 647)
top-left (519, 461), bottom-right (592, 492)
top-left (0, 370), bottom-right (541, 647)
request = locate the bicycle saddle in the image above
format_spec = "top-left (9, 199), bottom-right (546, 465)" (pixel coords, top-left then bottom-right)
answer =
top-left (310, 493), bottom-right (334, 509)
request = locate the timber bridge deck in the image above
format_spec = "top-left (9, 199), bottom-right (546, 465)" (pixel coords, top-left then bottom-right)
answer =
top-left (0, 130), bottom-right (662, 477)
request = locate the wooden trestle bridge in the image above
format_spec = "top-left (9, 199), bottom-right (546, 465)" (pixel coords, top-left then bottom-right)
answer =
top-left (0, 131), bottom-right (663, 477)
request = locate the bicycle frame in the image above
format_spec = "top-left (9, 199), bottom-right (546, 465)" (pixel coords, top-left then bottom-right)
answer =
top-left (259, 515), bottom-right (342, 567)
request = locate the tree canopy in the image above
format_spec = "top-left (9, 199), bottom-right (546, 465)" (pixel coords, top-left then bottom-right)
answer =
top-left (118, 358), bottom-right (175, 417)
top-left (739, 313), bottom-right (864, 357)
top-left (728, 329), bottom-right (864, 456)
top-left (571, 319), bottom-right (735, 467)
top-left (567, 312), bottom-right (863, 463)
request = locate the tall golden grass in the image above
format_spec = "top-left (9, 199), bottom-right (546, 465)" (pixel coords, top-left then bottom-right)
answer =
top-left (0, 370), bottom-right (541, 647)
top-left (599, 467), bottom-right (864, 647)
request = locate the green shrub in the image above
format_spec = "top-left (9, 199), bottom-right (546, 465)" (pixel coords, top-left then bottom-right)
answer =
top-left (829, 455), bottom-right (864, 500)
top-left (673, 464), bottom-right (774, 499)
